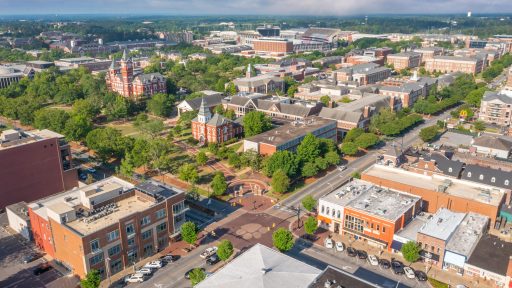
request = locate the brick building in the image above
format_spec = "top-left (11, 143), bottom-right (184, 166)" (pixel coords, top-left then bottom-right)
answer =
top-left (425, 56), bottom-right (484, 75)
top-left (28, 178), bottom-right (186, 279)
top-left (105, 50), bottom-right (166, 100)
top-left (332, 63), bottom-right (391, 86)
top-left (317, 180), bottom-right (420, 251)
top-left (231, 65), bottom-right (285, 94)
top-left (243, 117), bottom-right (336, 156)
top-left (191, 97), bottom-right (242, 145)
top-left (386, 52), bottom-right (422, 70)
top-left (413, 47), bottom-right (444, 63)
top-left (478, 91), bottom-right (512, 127)
top-left (361, 165), bottom-right (506, 224)
top-left (0, 129), bottom-right (78, 210)
top-left (252, 38), bottom-right (294, 54)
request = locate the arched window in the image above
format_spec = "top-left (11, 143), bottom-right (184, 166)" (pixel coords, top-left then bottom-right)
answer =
top-left (491, 177), bottom-right (496, 183)
top-left (448, 168), bottom-right (453, 173)
top-left (467, 172), bottom-right (472, 177)
top-left (321, 206), bottom-right (325, 214)
top-left (326, 207), bottom-right (330, 215)
top-left (505, 180), bottom-right (510, 186)
top-left (337, 210), bottom-right (341, 218)
top-left (479, 174), bottom-right (484, 180)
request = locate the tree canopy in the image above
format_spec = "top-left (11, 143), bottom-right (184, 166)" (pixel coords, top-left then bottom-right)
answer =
top-left (211, 172), bottom-right (228, 196)
top-left (80, 270), bottom-right (101, 288)
top-left (181, 221), bottom-right (198, 246)
top-left (401, 241), bottom-right (421, 263)
top-left (217, 239), bottom-right (234, 261)
top-left (271, 170), bottom-right (290, 194)
top-left (301, 195), bottom-right (317, 212)
top-left (272, 228), bottom-right (295, 252)
top-left (242, 111), bottom-right (272, 137)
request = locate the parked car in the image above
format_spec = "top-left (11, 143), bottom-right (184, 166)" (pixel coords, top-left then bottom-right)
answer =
top-left (324, 238), bottom-right (334, 249)
top-left (136, 268), bottom-right (153, 276)
top-left (414, 270), bottom-right (428, 281)
top-left (206, 254), bottom-right (220, 265)
top-left (356, 250), bottom-right (368, 260)
top-left (404, 266), bottom-right (415, 279)
top-left (337, 165), bottom-right (346, 171)
top-left (160, 254), bottom-right (180, 263)
top-left (22, 253), bottom-right (39, 264)
top-left (144, 260), bottom-right (163, 269)
top-left (378, 259), bottom-right (391, 269)
top-left (335, 242), bottom-right (344, 252)
top-left (185, 268), bottom-right (205, 279)
top-left (391, 260), bottom-right (404, 275)
top-left (124, 273), bottom-right (146, 283)
top-left (33, 263), bottom-right (52, 275)
top-left (368, 255), bottom-right (379, 266)
top-left (86, 167), bottom-right (96, 173)
top-left (346, 247), bottom-right (357, 257)
top-left (79, 173), bottom-right (87, 181)
top-left (200, 247), bottom-right (218, 259)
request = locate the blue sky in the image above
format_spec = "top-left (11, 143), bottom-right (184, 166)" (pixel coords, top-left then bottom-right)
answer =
top-left (1, 0), bottom-right (512, 15)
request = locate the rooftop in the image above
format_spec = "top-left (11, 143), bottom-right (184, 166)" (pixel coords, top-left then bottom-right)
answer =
top-left (395, 213), bottom-right (429, 241)
top-left (245, 116), bottom-right (335, 147)
top-left (430, 56), bottom-right (481, 63)
top-left (195, 243), bottom-right (321, 288)
top-left (5, 201), bottom-right (30, 221)
top-left (0, 129), bottom-right (65, 150)
top-left (445, 213), bottom-right (488, 257)
top-left (431, 131), bottom-right (474, 148)
top-left (466, 234), bottom-right (512, 276)
top-left (308, 266), bottom-right (380, 288)
top-left (472, 135), bottom-right (512, 151)
top-left (363, 165), bottom-right (505, 207)
top-left (29, 177), bottom-right (182, 236)
top-left (321, 180), bottom-right (420, 221)
top-left (418, 208), bottom-right (465, 241)
top-left (388, 52), bottom-right (421, 58)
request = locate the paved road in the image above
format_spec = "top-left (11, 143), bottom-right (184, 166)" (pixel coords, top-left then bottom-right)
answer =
top-left (291, 239), bottom-right (427, 288)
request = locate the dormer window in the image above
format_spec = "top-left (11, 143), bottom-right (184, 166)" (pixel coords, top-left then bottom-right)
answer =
top-left (479, 174), bottom-right (484, 180)
top-left (505, 180), bottom-right (510, 186)
top-left (491, 177), bottom-right (496, 183)
top-left (448, 168), bottom-right (453, 173)
top-left (467, 172), bottom-right (472, 178)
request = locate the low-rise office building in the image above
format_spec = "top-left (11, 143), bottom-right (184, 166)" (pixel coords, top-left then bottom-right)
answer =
top-left (243, 117), bottom-right (336, 156)
top-left (471, 135), bottom-right (512, 159)
top-left (386, 52), bottom-right (422, 70)
top-left (232, 65), bottom-right (285, 94)
top-left (361, 164), bottom-right (506, 224)
top-left (425, 56), bottom-right (484, 75)
top-left (413, 47), bottom-right (444, 63)
top-left (28, 177), bottom-right (186, 279)
top-left (332, 63), bottom-right (391, 86)
top-left (478, 91), bottom-right (512, 128)
top-left (318, 180), bottom-right (421, 250)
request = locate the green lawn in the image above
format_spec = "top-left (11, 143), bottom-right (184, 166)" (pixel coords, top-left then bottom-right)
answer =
top-left (428, 278), bottom-right (449, 288)
top-left (104, 122), bottom-right (143, 138)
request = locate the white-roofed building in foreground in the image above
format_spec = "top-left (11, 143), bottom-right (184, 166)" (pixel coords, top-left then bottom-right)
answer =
top-left (195, 243), bottom-right (322, 288)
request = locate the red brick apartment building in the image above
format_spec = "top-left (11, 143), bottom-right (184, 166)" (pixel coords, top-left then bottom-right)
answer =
top-left (386, 52), bottom-right (422, 70)
top-left (28, 178), bottom-right (185, 279)
top-left (425, 56), bottom-right (484, 75)
top-left (252, 38), bottom-right (294, 54)
top-left (0, 129), bottom-right (78, 210)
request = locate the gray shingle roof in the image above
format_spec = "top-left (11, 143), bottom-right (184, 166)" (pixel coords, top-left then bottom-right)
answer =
top-left (472, 135), bottom-right (512, 151)
top-left (181, 94), bottom-right (224, 111)
top-left (319, 107), bottom-right (363, 123)
top-left (461, 164), bottom-right (512, 190)
top-left (428, 153), bottom-right (464, 177)
top-left (482, 91), bottom-right (512, 104)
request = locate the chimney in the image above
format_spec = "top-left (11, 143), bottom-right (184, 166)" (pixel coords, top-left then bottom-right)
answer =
top-left (363, 106), bottom-right (370, 118)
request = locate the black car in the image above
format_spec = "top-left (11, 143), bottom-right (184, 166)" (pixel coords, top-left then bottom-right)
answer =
top-left (415, 270), bottom-right (428, 281)
top-left (33, 263), bottom-right (52, 275)
top-left (346, 247), bottom-right (357, 257)
top-left (391, 260), bottom-right (404, 275)
top-left (206, 254), bottom-right (220, 265)
top-left (160, 254), bottom-right (180, 263)
top-left (378, 259), bottom-right (391, 269)
top-left (185, 268), bottom-right (205, 279)
top-left (356, 250), bottom-right (368, 260)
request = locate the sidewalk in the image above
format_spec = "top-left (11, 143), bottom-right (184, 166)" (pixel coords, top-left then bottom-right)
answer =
top-left (290, 220), bottom-right (494, 288)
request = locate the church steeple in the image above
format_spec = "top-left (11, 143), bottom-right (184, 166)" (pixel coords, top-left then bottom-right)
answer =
top-left (122, 49), bottom-right (128, 61)
top-left (197, 97), bottom-right (212, 123)
top-left (110, 58), bottom-right (116, 69)
top-left (246, 63), bottom-right (254, 78)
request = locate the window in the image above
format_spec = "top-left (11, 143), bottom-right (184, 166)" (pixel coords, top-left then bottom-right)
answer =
top-left (479, 174), bottom-right (484, 180)
top-left (127, 237), bottom-right (135, 247)
top-left (344, 215), bottom-right (364, 232)
top-left (448, 167), bottom-right (453, 173)
top-left (127, 250), bottom-right (138, 264)
top-left (90, 239), bottom-right (100, 252)
top-left (505, 180), bottom-right (510, 186)
top-left (173, 201), bottom-right (186, 215)
top-left (156, 209), bottom-right (166, 219)
top-left (376, 225), bottom-right (380, 231)
top-left (110, 259), bottom-right (123, 274)
top-left (126, 223), bottom-right (135, 236)
top-left (107, 230), bottom-right (119, 242)
top-left (156, 222), bottom-right (167, 233)
top-left (89, 253), bottom-right (103, 266)
top-left (336, 210), bottom-right (341, 219)
top-left (108, 244), bottom-right (121, 257)
top-left (140, 216), bottom-right (151, 226)
top-left (141, 229), bottom-right (152, 240)
top-left (491, 177), bottom-right (496, 183)
top-left (321, 206), bottom-right (325, 214)
top-left (143, 243), bottom-right (154, 257)
top-left (326, 207), bottom-right (330, 215)
top-left (331, 209), bottom-right (335, 217)
top-left (467, 172), bottom-right (472, 178)
top-left (382, 226), bottom-right (386, 233)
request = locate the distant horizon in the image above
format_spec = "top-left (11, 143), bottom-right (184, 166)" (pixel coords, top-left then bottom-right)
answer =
top-left (2, 0), bottom-right (512, 17)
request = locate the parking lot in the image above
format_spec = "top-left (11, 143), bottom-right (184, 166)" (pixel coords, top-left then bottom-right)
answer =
top-left (0, 214), bottom-right (65, 288)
